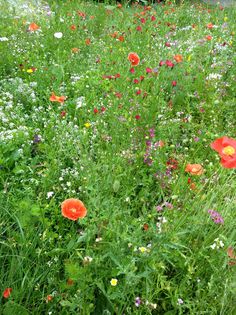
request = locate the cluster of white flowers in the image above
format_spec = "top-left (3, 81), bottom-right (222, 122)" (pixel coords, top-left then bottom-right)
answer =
top-left (71, 74), bottom-right (84, 85)
top-left (210, 238), bottom-right (224, 250)
top-left (156, 216), bottom-right (167, 233)
top-left (76, 96), bottom-right (86, 109)
top-left (206, 73), bottom-right (222, 80)
top-left (4, 0), bottom-right (52, 18)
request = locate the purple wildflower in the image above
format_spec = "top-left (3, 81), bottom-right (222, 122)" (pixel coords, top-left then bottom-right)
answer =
top-left (135, 297), bottom-right (141, 307)
top-left (208, 209), bottom-right (224, 225)
top-left (33, 134), bottom-right (41, 144)
top-left (156, 205), bottom-right (163, 212)
top-left (149, 128), bottom-right (155, 138)
top-left (164, 202), bottom-right (173, 209)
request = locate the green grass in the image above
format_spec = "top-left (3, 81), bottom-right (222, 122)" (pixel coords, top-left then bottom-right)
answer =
top-left (0, 0), bottom-right (236, 314)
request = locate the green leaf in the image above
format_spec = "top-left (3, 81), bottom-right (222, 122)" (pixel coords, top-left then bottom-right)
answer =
top-left (104, 5), bottom-right (115, 10)
top-left (3, 301), bottom-right (29, 315)
top-left (65, 261), bottom-right (80, 280)
top-left (113, 180), bottom-right (120, 193)
top-left (31, 205), bottom-right (41, 217)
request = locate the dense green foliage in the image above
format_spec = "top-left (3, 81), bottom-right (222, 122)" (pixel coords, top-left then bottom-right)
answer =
top-left (0, 0), bottom-right (236, 314)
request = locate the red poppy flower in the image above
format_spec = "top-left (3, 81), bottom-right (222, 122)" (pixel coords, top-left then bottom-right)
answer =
top-left (165, 60), bottom-right (174, 68)
top-left (118, 35), bottom-right (124, 42)
top-left (166, 158), bottom-right (178, 170)
top-left (115, 92), bottom-right (122, 98)
top-left (28, 23), bottom-right (40, 31)
top-left (78, 11), bottom-right (86, 19)
top-left (207, 23), bottom-right (214, 29)
top-left (50, 92), bottom-right (66, 103)
top-left (3, 288), bottom-right (12, 299)
top-left (185, 164), bottom-right (204, 175)
top-left (206, 35), bottom-right (212, 41)
top-left (61, 198), bottom-right (87, 221)
top-left (128, 52), bottom-right (140, 66)
top-left (210, 136), bottom-right (236, 168)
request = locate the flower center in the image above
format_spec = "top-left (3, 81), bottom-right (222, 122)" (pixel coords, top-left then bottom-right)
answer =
top-left (222, 146), bottom-right (235, 156)
top-left (71, 208), bottom-right (77, 213)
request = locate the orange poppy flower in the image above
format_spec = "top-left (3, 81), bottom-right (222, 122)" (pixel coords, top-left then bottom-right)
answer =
top-left (3, 288), bottom-right (12, 299)
top-left (70, 24), bottom-right (77, 31)
top-left (210, 136), bottom-right (236, 168)
top-left (227, 247), bottom-right (236, 266)
top-left (110, 31), bottom-right (118, 38)
top-left (118, 35), bottom-right (125, 42)
top-left (174, 54), bottom-right (183, 63)
top-left (158, 140), bottom-right (165, 148)
top-left (67, 278), bottom-right (74, 285)
top-left (227, 247), bottom-right (236, 259)
top-left (61, 198), bottom-right (87, 221)
top-left (28, 23), bottom-right (40, 31)
top-left (49, 92), bottom-right (66, 104)
top-left (128, 52), bottom-right (140, 66)
top-left (46, 295), bottom-right (53, 302)
top-left (85, 38), bottom-right (91, 45)
top-left (185, 164), bottom-right (204, 175)
top-left (71, 47), bottom-right (80, 53)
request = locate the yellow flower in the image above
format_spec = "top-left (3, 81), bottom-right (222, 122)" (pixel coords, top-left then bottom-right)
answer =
top-left (110, 278), bottom-right (118, 286)
top-left (139, 246), bottom-right (147, 253)
top-left (27, 69), bottom-right (33, 73)
top-left (84, 122), bottom-right (91, 128)
top-left (224, 16), bottom-right (228, 22)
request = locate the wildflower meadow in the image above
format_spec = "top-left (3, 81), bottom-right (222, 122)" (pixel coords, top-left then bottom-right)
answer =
top-left (0, 0), bottom-right (236, 314)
